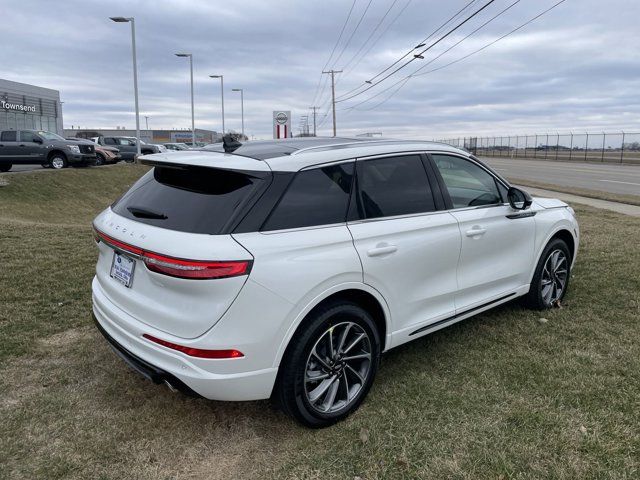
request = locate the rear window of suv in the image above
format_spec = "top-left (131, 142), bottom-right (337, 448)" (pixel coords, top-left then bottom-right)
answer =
top-left (112, 166), bottom-right (269, 234)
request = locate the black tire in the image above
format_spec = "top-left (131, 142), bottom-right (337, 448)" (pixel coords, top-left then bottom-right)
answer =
top-left (524, 238), bottom-right (571, 310)
top-left (49, 153), bottom-right (68, 170)
top-left (274, 301), bottom-right (381, 428)
top-left (95, 153), bottom-right (105, 166)
top-left (0, 163), bottom-right (11, 172)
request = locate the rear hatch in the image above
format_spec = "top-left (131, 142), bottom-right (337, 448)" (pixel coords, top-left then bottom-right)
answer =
top-left (93, 152), bottom-right (271, 339)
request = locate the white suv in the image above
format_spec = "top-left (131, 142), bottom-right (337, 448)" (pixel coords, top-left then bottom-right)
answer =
top-left (92, 138), bottom-right (579, 427)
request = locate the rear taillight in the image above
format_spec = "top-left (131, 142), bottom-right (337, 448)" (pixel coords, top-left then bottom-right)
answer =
top-left (143, 334), bottom-right (244, 359)
top-left (93, 227), bottom-right (251, 280)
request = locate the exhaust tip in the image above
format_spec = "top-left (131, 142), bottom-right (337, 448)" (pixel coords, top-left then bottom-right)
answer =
top-left (163, 379), bottom-right (178, 393)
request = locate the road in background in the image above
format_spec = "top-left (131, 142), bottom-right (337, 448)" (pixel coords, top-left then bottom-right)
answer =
top-left (482, 157), bottom-right (640, 197)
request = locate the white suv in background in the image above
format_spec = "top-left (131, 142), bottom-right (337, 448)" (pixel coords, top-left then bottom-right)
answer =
top-left (92, 137), bottom-right (579, 427)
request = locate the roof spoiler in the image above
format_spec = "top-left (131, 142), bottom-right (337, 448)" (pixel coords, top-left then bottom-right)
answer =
top-left (223, 135), bottom-right (242, 153)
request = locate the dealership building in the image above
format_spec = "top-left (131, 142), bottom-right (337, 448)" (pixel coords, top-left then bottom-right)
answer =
top-left (0, 79), bottom-right (63, 135)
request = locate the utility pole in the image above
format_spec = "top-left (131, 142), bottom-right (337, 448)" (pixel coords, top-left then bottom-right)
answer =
top-left (322, 69), bottom-right (342, 137)
top-left (310, 106), bottom-right (318, 136)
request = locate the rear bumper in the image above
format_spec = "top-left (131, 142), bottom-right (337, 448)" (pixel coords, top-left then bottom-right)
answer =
top-left (93, 315), bottom-right (201, 397)
top-left (92, 277), bottom-right (278, 401)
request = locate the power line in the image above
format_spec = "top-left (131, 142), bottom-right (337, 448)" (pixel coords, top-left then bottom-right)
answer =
top-left (330, 0), bottom-right (376, 69)
top-left (336, 0), bottom-right (498, 104)
top-left (311, 0), bottom-right (357, 106)
top-left (343, 0), bottom-right (413, 77)
top-left (346, 0), bottom-right (569, 111)
top-left (341, 0), bottom-right (400, 73)
top-left (335, 0), bottom-right (480, 101)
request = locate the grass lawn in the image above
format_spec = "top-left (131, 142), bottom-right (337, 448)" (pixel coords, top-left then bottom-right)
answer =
top-left (1, 165), bottom-right (639, 479)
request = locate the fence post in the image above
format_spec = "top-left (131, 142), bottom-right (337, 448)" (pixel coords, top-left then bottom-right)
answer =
top-left (515, 135), bottom-right (519, 158)
top-left (601, 132), bottom-right (606, 162)
top-left (500, 136), bottom-right (504, 157)
top-left (569, 132), bottom-right (573, 161)
top-left (534, 135), bottom-right (538, 158)
top-left (524, 135), bottom-right (528, 158)
top-left (621, 132), bottom-right (625, 163)
top-left (545, 134), bottom-right (549, 159)
top-left (584, 133), bottom-right (589, 162)
top-left (555, 133), bottom-right (560, 161)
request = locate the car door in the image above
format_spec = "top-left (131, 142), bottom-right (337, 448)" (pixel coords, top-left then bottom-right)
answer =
top-left (0, 130), bottom-right (20, 162)
top-left (347, 153), bottom-right (461, 345)
top-left (429, 153), bottom-right (536, 311)
top-left (232, 163), bottom-right (363, 342)
top-left (18, 131), bottom-right (46, 163)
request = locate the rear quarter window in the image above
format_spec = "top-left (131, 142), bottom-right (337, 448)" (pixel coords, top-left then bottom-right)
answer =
top-left (112, 166), bottom-right (269, 234)
top-left (262, 163), bottom-right (354, 231)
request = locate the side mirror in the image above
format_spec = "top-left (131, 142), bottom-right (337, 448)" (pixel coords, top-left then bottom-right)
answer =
top-left (33, 137), bottom-right (43, 144)
top-left (507, 187), bottom-right (533, 210)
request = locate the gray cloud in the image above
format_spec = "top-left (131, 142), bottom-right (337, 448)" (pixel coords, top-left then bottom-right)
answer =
top-left (1, 0), bottom-right (638, 138)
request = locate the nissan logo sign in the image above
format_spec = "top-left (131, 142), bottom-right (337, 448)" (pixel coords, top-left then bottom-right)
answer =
top-left (275, 112), bottom-right (288, 124)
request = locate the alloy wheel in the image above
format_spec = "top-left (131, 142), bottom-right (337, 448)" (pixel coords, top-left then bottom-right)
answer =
top-left (51, 157), bottom-right (65, 169)
top-left (304, 321), bottom-right (372, 414)
top-left (541, 249), bottom-right (568, 306)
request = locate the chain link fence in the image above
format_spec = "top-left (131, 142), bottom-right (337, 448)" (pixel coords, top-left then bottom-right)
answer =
top-left (435, 132), bottom-right (640, 165)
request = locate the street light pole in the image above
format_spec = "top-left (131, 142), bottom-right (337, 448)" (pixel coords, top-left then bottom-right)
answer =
top-left (175, 53), bottom-right (195, 146)
top-left (110, 16), bottom-right (141, 156)
top-left (232, 88), bottom-right (244, 137)
top-left (209, 75), bottom-right (225, 137)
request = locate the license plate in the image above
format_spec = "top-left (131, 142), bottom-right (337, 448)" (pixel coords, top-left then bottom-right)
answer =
top-left (110, 252), bottom-right (136, 287)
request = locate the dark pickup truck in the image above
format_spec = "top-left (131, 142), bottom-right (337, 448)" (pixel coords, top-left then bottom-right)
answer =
top-left (0, 129), bottom-right (97, 171)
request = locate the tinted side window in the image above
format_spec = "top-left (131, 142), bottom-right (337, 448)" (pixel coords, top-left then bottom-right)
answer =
top-left (104, 138), bottom-right (116, 145)
top-left (432, 154), bottom-right (502, 208)
top-left (20, 131), bottom-right (41, 142)
top-left (262, 163), bottom-right (354, 231)
top-left (1, 131), bottom-right (17, 141)
top-left (356, 155), bottom-right (435, 219)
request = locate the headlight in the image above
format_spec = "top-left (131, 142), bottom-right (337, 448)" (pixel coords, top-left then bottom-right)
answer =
top-left (67, 145), bottom-right (80, 154)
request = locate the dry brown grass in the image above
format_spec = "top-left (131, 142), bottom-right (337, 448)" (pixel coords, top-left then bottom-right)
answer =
top-left (1, 166), bottom-right (639, 479)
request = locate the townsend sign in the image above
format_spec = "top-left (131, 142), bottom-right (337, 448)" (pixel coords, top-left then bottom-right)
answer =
top-left (1, 99), bottom-right (37, 113)
top-left (272, 110), bottom-right (291, 139)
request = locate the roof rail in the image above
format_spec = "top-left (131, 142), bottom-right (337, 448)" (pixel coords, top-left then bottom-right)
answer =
top-left (290, 139), bottom-right (459, 156)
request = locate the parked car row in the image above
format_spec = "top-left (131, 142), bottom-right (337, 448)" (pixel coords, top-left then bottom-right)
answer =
top-left (0, 129), bottom-right (97, 171)
top-left (0, 130), bottom-right (172, 172)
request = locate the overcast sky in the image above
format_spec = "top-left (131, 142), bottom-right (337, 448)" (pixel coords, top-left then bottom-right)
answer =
top-left (1, 0), bottom-right (638, 139)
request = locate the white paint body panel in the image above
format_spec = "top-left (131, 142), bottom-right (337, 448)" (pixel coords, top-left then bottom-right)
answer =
top-left (92, 142), bottom-right (579, 401)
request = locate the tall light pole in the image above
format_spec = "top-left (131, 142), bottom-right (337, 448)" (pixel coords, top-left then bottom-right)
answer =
top-left (110, 16), bottom-right (141, 156)
top-left (209, 75), bottom-right (225, 137)
top-left (232, 88), bottom-right (244, 137)
top-left (175, 53), bottom-right (195, 146)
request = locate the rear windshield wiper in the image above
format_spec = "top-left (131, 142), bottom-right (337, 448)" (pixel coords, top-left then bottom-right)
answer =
top-left (126, 206), bottom-right (168, 220)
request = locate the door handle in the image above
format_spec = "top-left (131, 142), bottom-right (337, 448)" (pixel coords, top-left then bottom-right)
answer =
top-left (367, 243), bottom-right (398, 257)
top-left (465, 226), bottom-right (487, 237)
top-left (19, 144), bottom-right (26, 147)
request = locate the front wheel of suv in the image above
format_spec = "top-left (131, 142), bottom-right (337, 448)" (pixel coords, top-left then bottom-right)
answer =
top-left (275, 302), bottom-right (381, 428)
top-left (524, 238), bottom-right (571, 310)
top-left (49, 153), bottom-right (68, 170)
